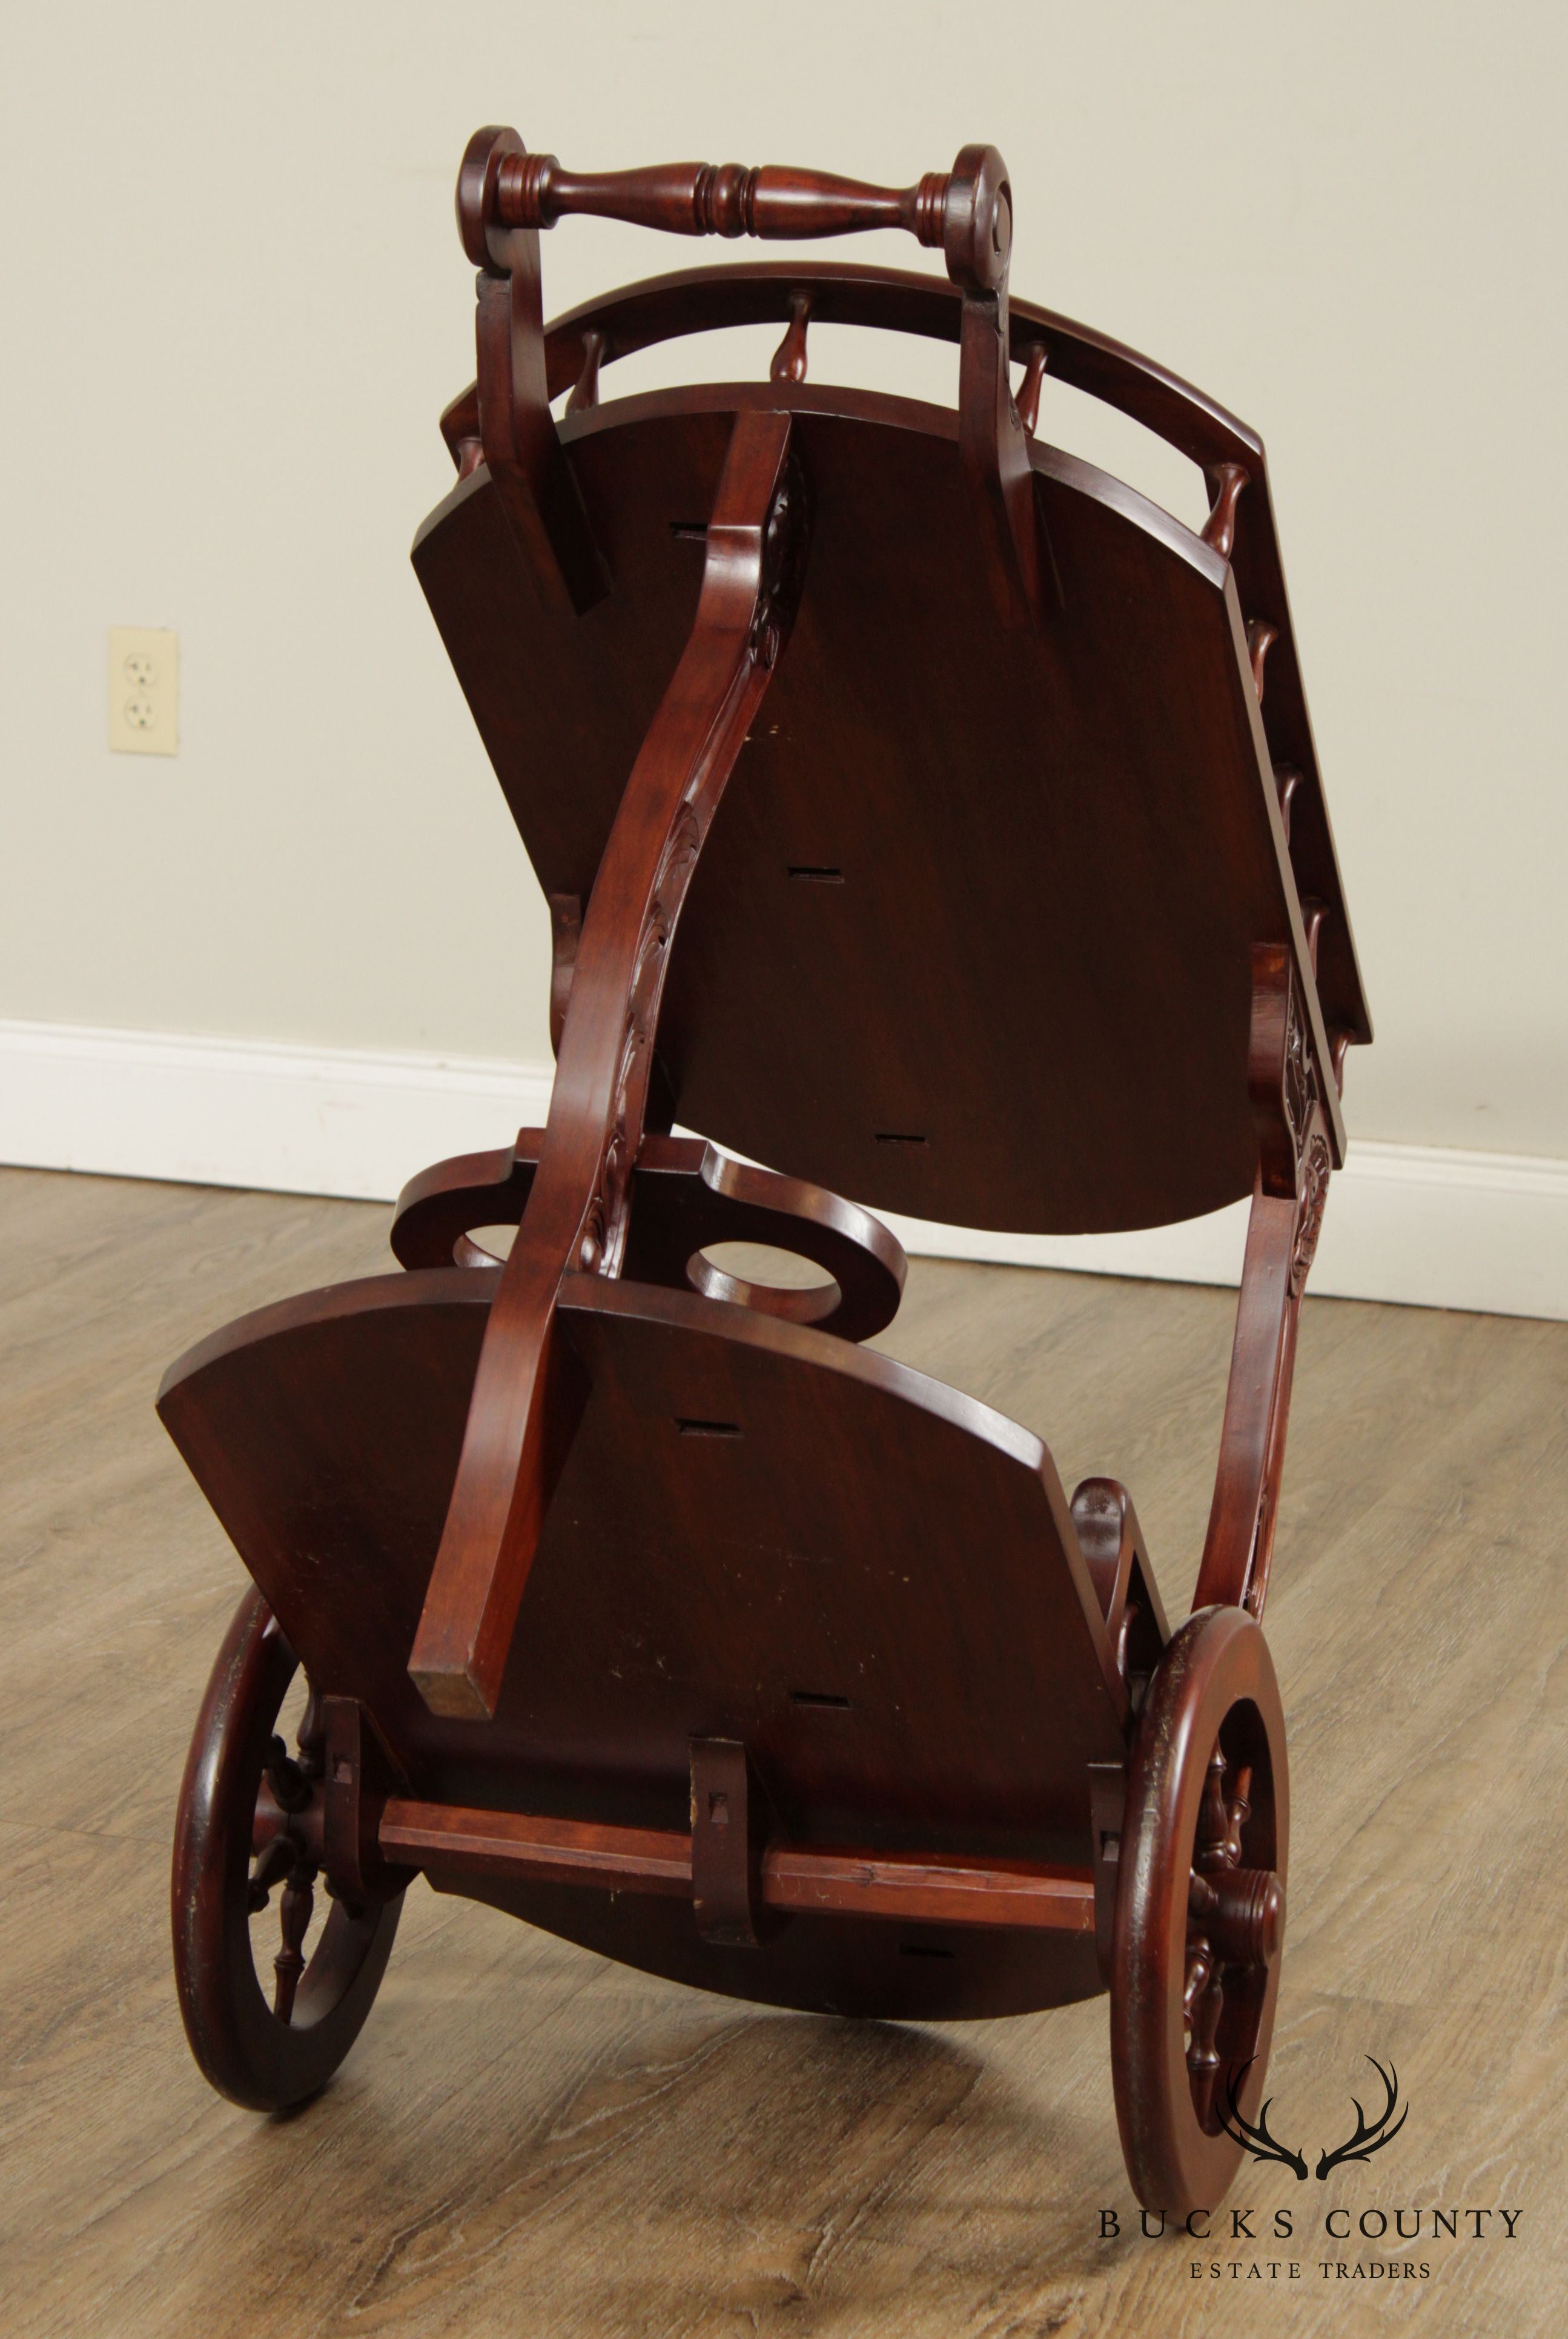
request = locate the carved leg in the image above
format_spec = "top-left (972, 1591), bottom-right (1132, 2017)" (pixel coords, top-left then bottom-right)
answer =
top-left (409, 406), bottom-right (809, 1719)
top-left (1194, 946), bottom-right (1332, 1618)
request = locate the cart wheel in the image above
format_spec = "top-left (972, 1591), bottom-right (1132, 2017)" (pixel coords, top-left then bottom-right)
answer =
top-left (171, 1586), bottom-right (403, 2111)
top-left (1110, 1604), bottom-right (1289, 2215)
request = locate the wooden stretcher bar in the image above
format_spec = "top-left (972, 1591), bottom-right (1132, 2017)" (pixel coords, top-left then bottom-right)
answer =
top-left (379, 1797), bottom-right (1097, 1934)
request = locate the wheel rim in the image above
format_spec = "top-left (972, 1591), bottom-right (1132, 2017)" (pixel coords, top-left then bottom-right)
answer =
top-left (171, 1587), bottom-right (403, 2111)
top-left (1110, 1605), bottom-right (1289, 2215)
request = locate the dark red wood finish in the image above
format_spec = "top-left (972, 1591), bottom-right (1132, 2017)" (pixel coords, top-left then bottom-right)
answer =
top-left (170, 1588), bottom-right (402, 2111)
top-left (416, 387), bottom-right (1346, 1233)
top-left (408, 405), bottom-right (810, 1717)
top-left (389, 1130), bottom-right (907, 1343)
top-left (454, 130), bottom-right (1045, 632)
top-left (378, 1797), bottom-right (1097, 1935)
top-left (438, 255), bottom-right (1368, 1070)
top-left (160, 1264), bottom-right (1129, 2020)
top-left (159, 129), bottom-right (1368, 2208)
top-left (1110, 1607), bottom-right (1289, 2216)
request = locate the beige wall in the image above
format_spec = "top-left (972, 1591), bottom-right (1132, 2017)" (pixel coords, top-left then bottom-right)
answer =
top-left (3, 1), bottom-right (1564, 1155)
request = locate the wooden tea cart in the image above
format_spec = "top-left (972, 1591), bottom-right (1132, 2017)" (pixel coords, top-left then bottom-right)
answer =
top-left (159, 130), bottom-right (1369, 2217)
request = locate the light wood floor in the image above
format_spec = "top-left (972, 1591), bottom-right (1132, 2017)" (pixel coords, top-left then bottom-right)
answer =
top-left (1, 1165), bottom-right (1563, 2338)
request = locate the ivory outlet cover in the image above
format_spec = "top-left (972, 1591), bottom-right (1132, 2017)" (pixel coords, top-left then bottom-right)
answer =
top-left (109, 626), bottom-right (178, 755)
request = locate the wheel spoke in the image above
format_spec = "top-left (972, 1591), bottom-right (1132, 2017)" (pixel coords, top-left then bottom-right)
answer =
top-left (1196, 1747), bottom-right (1255, 1875)
top-left (256, 1688), bottom-right (330, 2016)
top-left (273, 1863), bottom-right (317, 2023)
top-left (1187, 1745), bottom-right (1263, 2122)
top-left (1186, 1940), bottom-right (1227, 2125)
top-left (247, 1835), bottom-right (294, 1913)
top-left (1224, 1765), bottom-right (1252, 1865)
top-left (296, 1688), bottom-right (326, 1779)
top-left (263, 1732), bottom-right (313, 1814)
top-left (1183, 1937), bottom-right (1212, 2023)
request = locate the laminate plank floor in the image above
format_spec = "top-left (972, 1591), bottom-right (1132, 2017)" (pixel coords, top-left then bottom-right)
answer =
top-left (1, 1166), bottom-right (1563, 2337)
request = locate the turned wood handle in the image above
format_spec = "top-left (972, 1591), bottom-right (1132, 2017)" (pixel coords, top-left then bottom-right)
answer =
top-left (491, 154), bottom-right (951, 247)
top-left (460, 131), bottom-right (1011, 296)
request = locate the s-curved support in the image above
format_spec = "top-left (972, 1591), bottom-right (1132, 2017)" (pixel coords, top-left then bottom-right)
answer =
top-left (408, 406), bottom-right (808, 1720)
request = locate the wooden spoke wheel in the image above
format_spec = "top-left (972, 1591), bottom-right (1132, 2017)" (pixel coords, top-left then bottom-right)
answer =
top-left (1110, 1604), bottom-right (1289, 2215)
top-left (171, 1587), bottom-right (403, 2112)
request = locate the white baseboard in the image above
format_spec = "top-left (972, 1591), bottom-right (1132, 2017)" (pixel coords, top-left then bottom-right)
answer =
top-left (1, 1018), bottom-right (1563, 1322)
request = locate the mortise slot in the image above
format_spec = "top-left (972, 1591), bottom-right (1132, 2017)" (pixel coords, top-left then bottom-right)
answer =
top-left (789, 866), bottom-right (844, 883)
top-left (875, 1132), bottom-right (928, 1147)
top-left (789, 1690), bottom-right (852, 1710)
top-left (899, 1942), bottom-right (956, 1960)
top-left (677, 1418), bottom-right (742, 1438)
top-left (669, 521), bottom-right (709, 542)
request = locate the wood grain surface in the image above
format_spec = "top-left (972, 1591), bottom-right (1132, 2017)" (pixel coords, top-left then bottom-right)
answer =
top-left (1, 1164), bottom-right (1563, 2336)
top-left (416, 390), bottom-right (1345, 1235)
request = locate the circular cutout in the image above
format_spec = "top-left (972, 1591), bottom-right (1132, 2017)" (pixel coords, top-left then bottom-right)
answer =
top-left (686, 1241), bottom-right (841, 1325)
top-left (456, 1223), bottom-right (518, 1265)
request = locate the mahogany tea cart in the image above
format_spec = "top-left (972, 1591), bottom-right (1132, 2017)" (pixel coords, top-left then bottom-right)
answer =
top-left (159, 130), bottom-right (1369, 2217)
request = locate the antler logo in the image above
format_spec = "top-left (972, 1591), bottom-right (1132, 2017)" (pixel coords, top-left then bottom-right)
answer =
top-left (1218, 2056), bottom-right (1408, 2180)
top-left (1218, 2062), bottom-right (1308, 2179)
top-left (1315, 2057), bottom-right (1408, 2179)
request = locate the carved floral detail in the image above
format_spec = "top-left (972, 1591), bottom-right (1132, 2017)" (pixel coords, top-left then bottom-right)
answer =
top-left (1282, 983), bottom-right (1312, 1149)
top-left (1290, 1132), bottom-right (1332, 1297)
top-left (749, 455), bottom-right (809, 669)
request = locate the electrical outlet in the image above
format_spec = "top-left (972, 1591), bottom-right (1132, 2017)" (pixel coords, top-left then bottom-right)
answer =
top-left (109, 626), bottom-right (178, 755)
